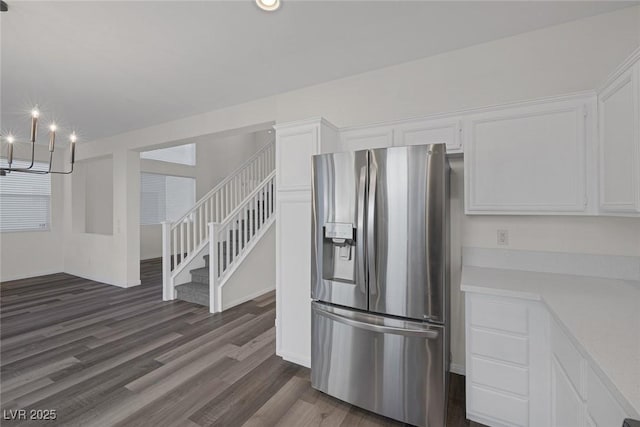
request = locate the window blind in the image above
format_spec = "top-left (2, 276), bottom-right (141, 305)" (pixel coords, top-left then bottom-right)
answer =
top-left (0, 161), bottom-right (51, 232)
top-left (140, 173), bottom-right (195, 225)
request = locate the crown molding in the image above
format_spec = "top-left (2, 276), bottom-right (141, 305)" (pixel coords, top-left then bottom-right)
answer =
top-left (598, 46), bottom-right (640, 93)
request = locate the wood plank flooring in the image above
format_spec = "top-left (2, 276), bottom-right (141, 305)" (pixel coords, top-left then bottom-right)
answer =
top-left (1, 259), bottom-right (483, 427)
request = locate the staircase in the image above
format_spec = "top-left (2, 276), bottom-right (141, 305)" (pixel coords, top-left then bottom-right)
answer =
top-left (162, 139), bottom-right (275, 313)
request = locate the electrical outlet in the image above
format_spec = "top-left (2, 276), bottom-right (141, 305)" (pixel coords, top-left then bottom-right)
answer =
top-left (497, 229), bottom-right (509, 246)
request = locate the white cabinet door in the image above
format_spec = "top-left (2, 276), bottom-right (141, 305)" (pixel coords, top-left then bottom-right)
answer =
top-left (586, 366), bottom-right (630, 427)
top-left (275, 123), bottom-right (319, 192)
top-left (598, 63), bottom-right (640, 214)
top-left (274, 118), bottom-right (338, 368)
top-left (465, 97), bottom-right (593, 214)
top-left (551, 358), bottom-right (582, 427)
top-left (393, 118), bottom-right (463, 153)
top-left (339, 126), bottom-right (393, 152)
top-left (465, 293), bottom-right (550, 427)
top-left (275, 191), bottom-right (312, 367)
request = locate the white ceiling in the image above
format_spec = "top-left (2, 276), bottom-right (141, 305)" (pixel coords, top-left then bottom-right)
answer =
top-left (1, 1), bottom-right (637, 142)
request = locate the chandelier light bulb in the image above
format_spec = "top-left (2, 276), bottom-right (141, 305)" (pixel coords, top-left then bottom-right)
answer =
top-left (2, 105), bottom-right (79, 175)
top-left (256, 0), bottom-right (280, 12)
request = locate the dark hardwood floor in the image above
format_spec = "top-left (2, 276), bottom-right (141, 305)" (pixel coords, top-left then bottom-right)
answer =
top-left (1, 259), bottom-right (483, 427)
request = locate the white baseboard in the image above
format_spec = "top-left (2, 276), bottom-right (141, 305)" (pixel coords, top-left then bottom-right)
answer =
top-left (1, 269), bottom-right (141, 288)
top-left (61, 269), bottom-right (131, 288)
top-left (1, 269), bottom-right (63, 283)
top-left (222, 285), bottom-right (275, 310)
top-left (450, 363), bottom-right (466, 376)
top-left (277, 350), bottom-right (311, 368)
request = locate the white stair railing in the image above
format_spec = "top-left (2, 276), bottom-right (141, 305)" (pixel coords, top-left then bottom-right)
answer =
top-left (162, 139), bottom-right (275, 300)
top-left (208, 171), bottom-right (275, 312)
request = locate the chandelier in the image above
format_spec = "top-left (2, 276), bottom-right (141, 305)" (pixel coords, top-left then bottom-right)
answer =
top-left (1, 107), bottom-right (77, 176)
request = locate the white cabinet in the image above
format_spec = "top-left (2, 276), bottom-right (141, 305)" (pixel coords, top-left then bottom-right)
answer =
top-left (275, 190), bottom-right (312, 366)
top-left (274, 117), bottom-right (338, 367)
top-left (550, 320), bottom-right (631, 427)
top-left (586, 366), bottom-right (629, 427)
top-left (340, 125), bottom-right (393, 151)
top-left (466, 290), bottom-right (635, 427)
top-left (464, 95), bottom-right (595, 215)
top-left (465, 293), bottom-right (550, 427)
top-left (338, 116), bottom-right (463, 154)
top-left (551, 357), bottom-right (582, 427)
top-left (275, 124), bottom-right (318, 192)
top-left (394, 117), bottom-right (463, 153)
top-left (275, 118), bottom-right (339, 192)
top-left (598, 49), bottom-right (640, 215)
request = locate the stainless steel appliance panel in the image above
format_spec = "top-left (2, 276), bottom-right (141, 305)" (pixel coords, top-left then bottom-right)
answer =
top-left (311, 302), bottom-right (446, 427)
top-left (311, 151), bottom-right (368, 310)
top-left (368, 144), bottom-right (448, 322)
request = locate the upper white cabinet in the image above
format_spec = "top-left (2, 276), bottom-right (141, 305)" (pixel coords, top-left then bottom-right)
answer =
top-left (394, 117), bottom-right (463, 153)
top-left (274, 118), bottom-right (339, 192)
top-left (340, 125), bottom-right (393, 151)
top-left (339, 115), bottom-right (464, 154)
top-left (464, 95), bottom-right (595, 215)
top-left (598, 48), bottom-right (640, 215)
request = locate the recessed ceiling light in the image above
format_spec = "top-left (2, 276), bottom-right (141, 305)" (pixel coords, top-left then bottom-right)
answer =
top-left (256, 0), bottom-right (280, 12)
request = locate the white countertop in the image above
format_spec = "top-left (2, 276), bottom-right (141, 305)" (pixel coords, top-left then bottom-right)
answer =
top-left (461, 265), bottom-right (640, 416)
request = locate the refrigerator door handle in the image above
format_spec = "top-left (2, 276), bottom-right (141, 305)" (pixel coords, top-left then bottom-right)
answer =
top-left (313, 304), bottom-right (439, 339)
top-left (367, 157), bottom-right (377, 295)
top-left (356, 165), bottom-right (367, 294)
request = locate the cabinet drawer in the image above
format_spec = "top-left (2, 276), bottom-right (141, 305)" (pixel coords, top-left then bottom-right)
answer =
top-left (551, 323), bottom-right (586, 398)
top-left (587, 366), bottom-right (628, 427)
top-left (469, 384), bottom-right (529, 427)
top-left (470, 327), bottom-right (529, 365)
top-left (470, 297), bottom-right (529, 334)
top-left (470, 356), bottom-right (529, 396)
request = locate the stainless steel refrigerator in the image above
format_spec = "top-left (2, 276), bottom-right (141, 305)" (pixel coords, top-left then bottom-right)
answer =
top-left (311, 144), bottom-right (450, 427)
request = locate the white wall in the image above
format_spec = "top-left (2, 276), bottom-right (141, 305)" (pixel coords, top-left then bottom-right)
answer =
top-left (84, 156), bottom-right (114, 235)
top-left (275, 6), bottom-right (640, 128)
top-left (0, 146), bottom-right (67, 282)
top-left (194, 131), bottom-right (267, 199)
top-left (63, 149), bottom-right (140, 287)
top-left (0, 170), bottom-right (65, 281)
top-left (221, 224), bottom-right (276, 310)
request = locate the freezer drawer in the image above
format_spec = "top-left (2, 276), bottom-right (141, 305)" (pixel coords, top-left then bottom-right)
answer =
top-left (311, 302), bottom-right (447, 427)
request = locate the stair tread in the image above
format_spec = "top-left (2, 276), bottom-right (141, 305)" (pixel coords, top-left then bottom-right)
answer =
top-left (189, 267), bottom-right (208, 275)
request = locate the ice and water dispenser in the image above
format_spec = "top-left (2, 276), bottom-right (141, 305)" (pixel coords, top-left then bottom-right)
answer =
top-left (322, 222), bottom-right (356, 283)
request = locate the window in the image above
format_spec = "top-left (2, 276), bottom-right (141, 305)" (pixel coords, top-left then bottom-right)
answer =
top-left (140, 173), bottom-right (195, 225)
top-left (140, 144), bottom-right (196, 166)
top-left (0, 161), bottom-right (51, 232)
